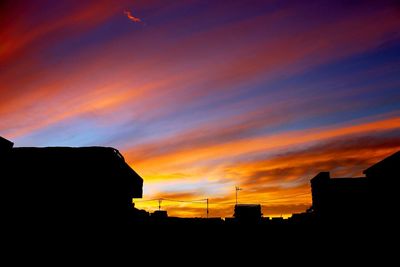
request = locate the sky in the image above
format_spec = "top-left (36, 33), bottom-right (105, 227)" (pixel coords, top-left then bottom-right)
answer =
top-left (1, 0), bottom-right (400, 218)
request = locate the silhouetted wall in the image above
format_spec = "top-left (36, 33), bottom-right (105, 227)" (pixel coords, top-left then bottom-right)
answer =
top-left (234, 204), bottom-right (262, 221)
top-left (310, 172), bottom-right (369, 221)
top-left (364, 151), bottom-right (399, 221)
top-left (309, 151), bottom-right (399, 224)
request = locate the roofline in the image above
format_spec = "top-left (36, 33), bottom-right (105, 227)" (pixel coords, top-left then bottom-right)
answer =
top-left (363, 150), bottom-right (400, 174)
top-left (235, 204), bottom-right (262, 206)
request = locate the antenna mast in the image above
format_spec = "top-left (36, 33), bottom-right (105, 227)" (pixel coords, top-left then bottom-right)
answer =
top-left (235, 186), bottom-right (242, 205)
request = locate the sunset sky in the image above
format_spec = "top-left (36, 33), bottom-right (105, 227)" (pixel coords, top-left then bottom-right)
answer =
top-left (1, 0), bottom-right (400, 218)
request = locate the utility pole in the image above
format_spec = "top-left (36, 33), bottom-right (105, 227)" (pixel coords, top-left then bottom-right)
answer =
top-left (235, 186), bottom-right (242, 205)
top-left (206, 198), bottom-right (209, 219)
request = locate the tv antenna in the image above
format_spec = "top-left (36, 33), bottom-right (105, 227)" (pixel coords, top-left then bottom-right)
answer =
top-left (235, 186), bottom-right (242, 205)
top-left (158, 199), bottom-right (162, 211)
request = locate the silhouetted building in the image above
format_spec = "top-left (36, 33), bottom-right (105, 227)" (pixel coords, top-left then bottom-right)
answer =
top-left (364, 151), bottom-right (399, 221)
top-left (289, 212), bottom-right (314, 225)
top-left (310, 172), bottom-right (369, 222)
top-left (0, 136), bottom-right (13, 151)
top-left (234, 204), bottom-right (262, 221)
top-left (129, 203), bottom-right (150, 223)
top-left (151, 210), bottom-right (168, 219)
top-left (270, 217), bottom-right (285, 225)
top-left (1, 136), bottom-right (143, 229)
top-left (364, 151), bottom-right (399, 180)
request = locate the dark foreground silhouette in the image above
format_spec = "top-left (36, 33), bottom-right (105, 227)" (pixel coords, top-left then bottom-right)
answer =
top-left (130, 150), bottom-right (399, 229)
top-left (1, 135), bottom-right (398, 245)
top-left (1, 136), bottom-right (142, 233)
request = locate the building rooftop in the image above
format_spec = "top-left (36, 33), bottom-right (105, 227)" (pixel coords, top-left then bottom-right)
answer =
top-left (235, 204), bottom-right (261, 207)
top-left (363, 151), bottom-right (400, 176)
top-left (0, 136), bottom-right (14, 151)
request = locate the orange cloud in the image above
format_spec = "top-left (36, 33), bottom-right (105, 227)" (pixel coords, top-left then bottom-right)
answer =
top-left (126, 116), bottom-right (400, 171)
top-left (128, 116), bottom-right (400, 218)
top-left (124, 10), bottom-right (143, 24)
top-left (134, 183), bottom-right (312, 218)
top-left (1, 0), bottom-right (399, 218)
